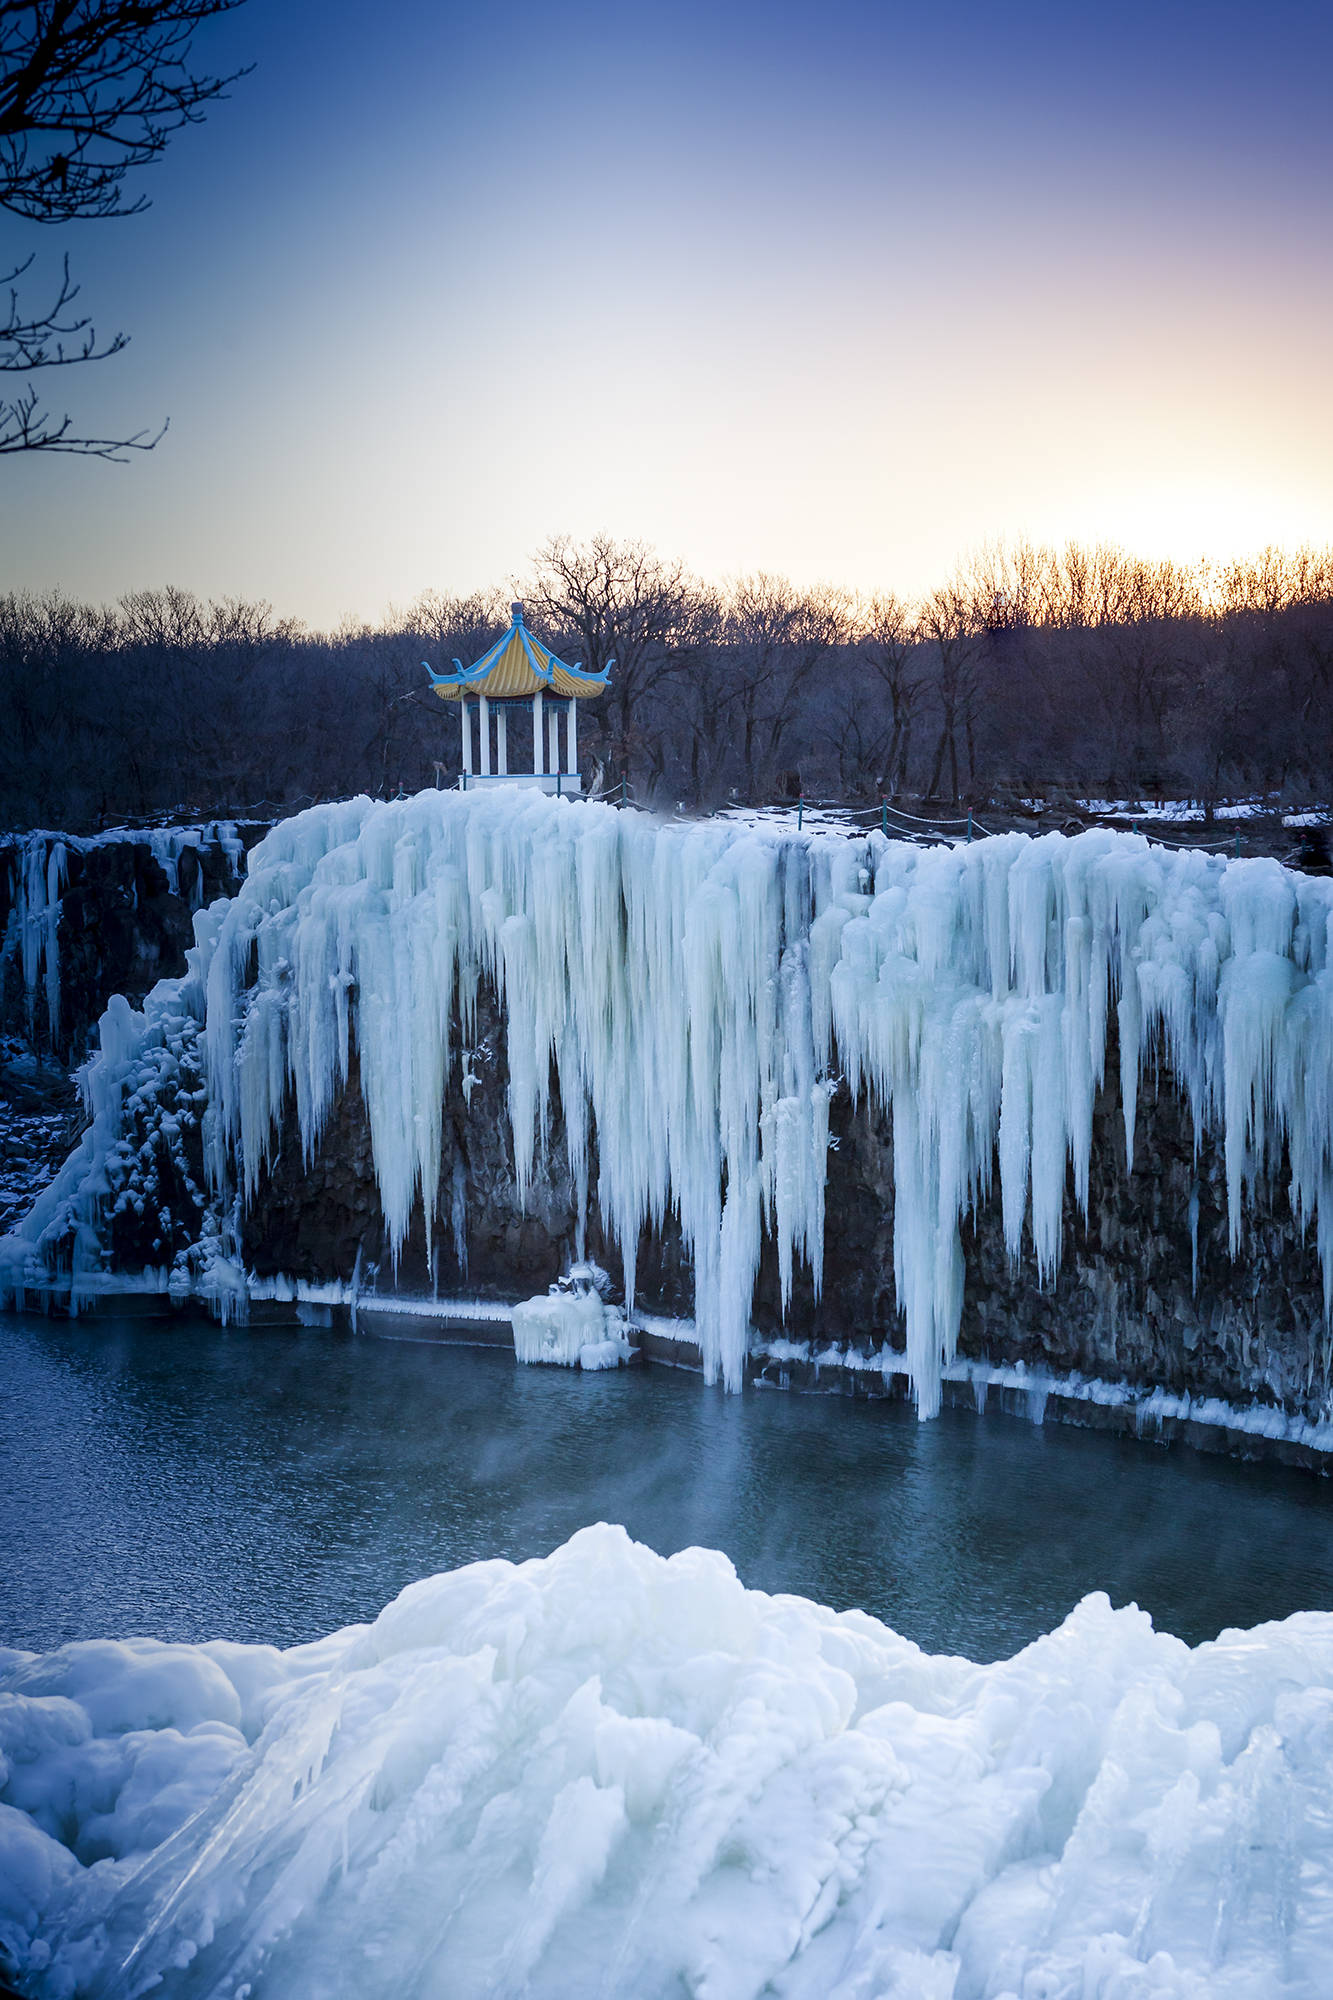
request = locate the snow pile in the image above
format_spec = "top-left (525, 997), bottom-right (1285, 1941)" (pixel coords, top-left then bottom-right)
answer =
top-left (3, 1525), bottom-right (1333, 1999)
top-left (5, 791), bottom-right (1333, 1413)
top-left (512, 1262), bottom-right (632, 1369)
top-left (511, 1290), bottom-right (608, 1365)
top-left (576, 1332), bottom-right (632, 1370)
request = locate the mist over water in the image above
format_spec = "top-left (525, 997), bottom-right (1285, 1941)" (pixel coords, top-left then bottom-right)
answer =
top-left (3, 1310), bottom-right (1332, 1661)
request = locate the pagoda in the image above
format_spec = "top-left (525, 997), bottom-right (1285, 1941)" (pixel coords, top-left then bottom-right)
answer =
top-left (425, 602), bottom-right (610, 794)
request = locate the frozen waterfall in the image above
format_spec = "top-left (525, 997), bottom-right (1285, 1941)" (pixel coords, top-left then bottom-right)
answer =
top-left (5, 789), bottom-right (1333, 1414)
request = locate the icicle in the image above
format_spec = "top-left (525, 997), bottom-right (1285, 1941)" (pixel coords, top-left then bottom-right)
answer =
top-left (6, 798), bottom-right (1333, 1424)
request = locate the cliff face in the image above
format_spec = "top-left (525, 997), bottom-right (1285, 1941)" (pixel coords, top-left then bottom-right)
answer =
top-left (242, 980), bottom-right (1328, 1418)
top-left (243, 984), bottom-right (697, 1317)
top-left (0, 823), bottom-right (266, 1061)
top-left (820, 1072), bottom-right (1326, 1414)
top-left (7, 793), bottom-right (1331, 1436)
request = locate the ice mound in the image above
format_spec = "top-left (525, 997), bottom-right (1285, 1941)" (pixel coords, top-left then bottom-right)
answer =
top-left (511, 1290), bottom-right (607, 1364)
top-left (4, 1526), bottom-right (1333, 1998)
top-left (575, 1333), bottom-right (631, 1370)
top-left (511, 1266), bottom-right (632, 1369)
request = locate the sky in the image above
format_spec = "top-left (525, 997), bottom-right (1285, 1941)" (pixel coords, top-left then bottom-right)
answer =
top-left (2, 0), bottom-right (1332, 629)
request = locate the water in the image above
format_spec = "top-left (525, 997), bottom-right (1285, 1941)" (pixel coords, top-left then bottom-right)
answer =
top-left (3, 1310), bottom-right (1332, 1662)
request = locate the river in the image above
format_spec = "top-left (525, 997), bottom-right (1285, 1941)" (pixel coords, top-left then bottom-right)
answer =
top-left (3, 1310), bottom-right (1331, 1660)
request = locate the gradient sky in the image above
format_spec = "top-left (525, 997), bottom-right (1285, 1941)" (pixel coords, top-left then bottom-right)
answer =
top-left (3, 0), bottom-right (1332, 627)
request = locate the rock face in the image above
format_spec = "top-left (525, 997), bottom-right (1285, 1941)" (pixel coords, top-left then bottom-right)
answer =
top-left (814, 1068), bottom-right (1326, 1415)
top-left (244, 986), bottom-right (696, 1317)
top-left (0, 824), bottom-right (267, 1061)
top-left (0, 1048), bottom-right (80, 1233)
top-left (243, 976), bottom-right (1328, 1417)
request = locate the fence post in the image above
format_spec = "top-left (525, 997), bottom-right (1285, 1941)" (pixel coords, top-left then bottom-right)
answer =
top-left (967, 810), bottom-right (973, 843)
top-left (881, 798), bottom-right (887, 837)
top-left (620, 776), bottom-right (627, 808)
top-left (1234, 833), bottom-right (1241, 859)
top-left (798, 794), bottom-right (804, 831)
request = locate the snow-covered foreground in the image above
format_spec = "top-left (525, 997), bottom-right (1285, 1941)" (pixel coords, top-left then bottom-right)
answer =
top-left (3, 1527), bottom-right (1332, 2000)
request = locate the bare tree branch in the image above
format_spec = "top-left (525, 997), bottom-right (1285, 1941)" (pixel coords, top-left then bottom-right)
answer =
top-left (0, 1), bottom-right (251, 224)
top-left (1, 250), bottom-right (125, 365)
top-left (0, 376), bottom-right (164, 454)
top-left (0, 1), bottom-right (249, 458)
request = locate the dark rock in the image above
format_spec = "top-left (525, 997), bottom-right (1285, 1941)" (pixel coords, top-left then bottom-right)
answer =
top-left (242, 972), bottom-right (1331, 1418)
top-left (1, 824), bottom-right (269, 1061)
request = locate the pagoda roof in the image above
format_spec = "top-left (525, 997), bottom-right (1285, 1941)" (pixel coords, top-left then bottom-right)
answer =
top-left (426, 603), bottom-right (610, 702)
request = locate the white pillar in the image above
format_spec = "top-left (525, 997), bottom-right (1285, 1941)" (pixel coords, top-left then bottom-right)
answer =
top-left (533, 691), bottom-right (545, 774)
top-left (548, 703), bottom-right (560, 776)
top-left (496, 705), bottom-right (508, 774)
top-left (567, 700), bottom-right (577, 780)
top-left (479, 694), bottom-right (491, 775)
top-left (460, 700), bottom-right (472, 777)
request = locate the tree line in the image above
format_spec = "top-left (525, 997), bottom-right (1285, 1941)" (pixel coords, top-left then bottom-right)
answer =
top-left (3, 534), bottom-right (1333, 831)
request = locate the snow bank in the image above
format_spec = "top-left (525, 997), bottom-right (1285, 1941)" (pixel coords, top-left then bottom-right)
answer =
top-left (3, 1525), bottom-right (1333, 1998)
top-left (5, 791), bottom-right (1333, 1415)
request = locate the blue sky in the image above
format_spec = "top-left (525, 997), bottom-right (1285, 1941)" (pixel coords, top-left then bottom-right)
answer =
top-left (2, 0), bottom-right (1331, 625)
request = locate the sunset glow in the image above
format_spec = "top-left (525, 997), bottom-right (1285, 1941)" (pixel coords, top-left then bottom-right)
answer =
top-left (2, 0), bottom-right (1331, 621)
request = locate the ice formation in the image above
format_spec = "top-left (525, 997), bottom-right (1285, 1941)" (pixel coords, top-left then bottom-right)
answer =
top-left (4, 790), bottom-right (1333, 1414)
top-left (511, 1291), bottom-right (609, 1365)
top-left (1, 823), bottom-right (248, 1048)
top-left (4, 1524), bottom-right (1333, 1999)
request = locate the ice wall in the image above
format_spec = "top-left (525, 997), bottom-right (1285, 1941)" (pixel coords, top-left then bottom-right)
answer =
top-left (5, 790), bottom-right (1333, 1413)
top-left (830, 835), bottom-right (1333, 1411)
top-left (194, 791), bottom-right (843, 1392)
top-left (5, 1525), bottom-right (1333, 1999)
top-left (1, 822), bottom-right (249, 1053)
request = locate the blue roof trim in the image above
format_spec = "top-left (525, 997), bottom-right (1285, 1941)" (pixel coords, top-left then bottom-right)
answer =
top-left (424, 609), bottom-right (612, 691)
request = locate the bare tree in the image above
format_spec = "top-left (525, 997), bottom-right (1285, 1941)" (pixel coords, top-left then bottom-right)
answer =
top-left (721, 575), bottom-right (850, 801)
top-left (918, 583), bottom-right (983, 802)
top-left (406, 587), bottom-right (507, 672)
top-left (523, 534), bottom-right (695, 779)
top-left (663, 584), bottom-right (730, 802)
top-left (856, 591), bottom-right (920, 797)
top-left (1, 0), bottom-right (250, 459)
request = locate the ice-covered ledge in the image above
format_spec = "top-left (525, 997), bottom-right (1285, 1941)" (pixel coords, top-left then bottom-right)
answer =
top-left (457, 773), bottom-right (584, 794)
top-left (6, 1263), bottom-right (1331, 1473)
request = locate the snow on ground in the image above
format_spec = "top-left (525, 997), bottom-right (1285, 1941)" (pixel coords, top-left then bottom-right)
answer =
top-left (2, 1524), bottom-right (1332, 1999)
top-left (1067, 800), bottom-right (1275, 824)
top-left (720, 803), bottom-right (870, 836)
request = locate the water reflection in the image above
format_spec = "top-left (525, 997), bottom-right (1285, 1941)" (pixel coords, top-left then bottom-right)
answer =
top-left (3, 1313), bottom-right (1331, 1660)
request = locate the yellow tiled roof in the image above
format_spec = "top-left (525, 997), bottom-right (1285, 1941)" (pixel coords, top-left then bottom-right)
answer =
top-left (427, 607), bottom-right (609, 702)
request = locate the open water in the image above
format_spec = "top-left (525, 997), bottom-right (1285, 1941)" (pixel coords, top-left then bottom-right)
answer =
top-left (3, 1310), bottom-right (1332, 1660)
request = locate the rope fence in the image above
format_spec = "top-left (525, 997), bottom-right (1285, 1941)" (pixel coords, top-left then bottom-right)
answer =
top-left (590, 778), bottom-right (1302, 862)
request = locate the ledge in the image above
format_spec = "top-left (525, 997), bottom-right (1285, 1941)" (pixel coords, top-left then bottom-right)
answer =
top-left (7, 1277), bottom-right (1330, 1475)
